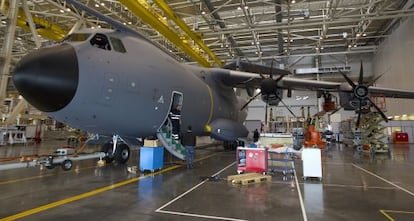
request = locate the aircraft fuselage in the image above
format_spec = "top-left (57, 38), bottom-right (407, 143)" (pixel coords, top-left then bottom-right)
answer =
top-left (13, 29), bottom-right (247, 140)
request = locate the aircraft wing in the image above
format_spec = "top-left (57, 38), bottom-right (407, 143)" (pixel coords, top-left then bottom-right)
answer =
top-left (211, 68), bottom-right (414, 99)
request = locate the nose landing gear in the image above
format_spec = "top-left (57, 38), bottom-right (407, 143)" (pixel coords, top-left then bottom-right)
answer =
top-left (101, 135), bottom-right (130, 164)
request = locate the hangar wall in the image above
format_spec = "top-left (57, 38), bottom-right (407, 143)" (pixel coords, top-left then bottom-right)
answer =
top-left (373, 16), bottom-right (414, 117)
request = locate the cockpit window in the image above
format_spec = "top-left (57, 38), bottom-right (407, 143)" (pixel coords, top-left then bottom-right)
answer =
top-left (110, 37), bottom-right (127, 53)
top-left (65, 33), bottom-right (91, 42)
top-left (90, 33), bottom-right (111, 50)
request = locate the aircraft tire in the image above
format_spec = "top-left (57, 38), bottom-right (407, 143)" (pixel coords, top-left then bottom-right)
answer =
top-left (61, 159), bottom-right (73, 171)
top-left (101, 142), bottom-right (114, 163)
top-left (114, 143), bottom-right (130, 164)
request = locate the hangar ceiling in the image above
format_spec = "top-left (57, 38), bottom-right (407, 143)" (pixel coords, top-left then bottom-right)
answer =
top-left (1, 0), bottom-right (414, 67)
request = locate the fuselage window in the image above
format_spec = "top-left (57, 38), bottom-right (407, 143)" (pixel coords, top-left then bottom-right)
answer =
top-left (65, 33), bottom-right (91, 42)
top-left (90, 33), bottom-right (111, 50)
top-left (110, 37), bottom-right (127, 53)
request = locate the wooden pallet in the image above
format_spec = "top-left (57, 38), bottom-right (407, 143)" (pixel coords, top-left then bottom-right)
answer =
top-left (227, 173), bottom-right (272, 185)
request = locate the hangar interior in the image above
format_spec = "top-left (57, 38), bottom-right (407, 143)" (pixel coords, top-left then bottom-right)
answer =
top-left (1, 0), bottom-right (414, 221)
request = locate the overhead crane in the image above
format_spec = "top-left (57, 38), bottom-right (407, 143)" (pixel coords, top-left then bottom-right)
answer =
top-left (119, 0), bottom-right (216, 67)
top-left (152, 0), bottom-right (223, 66)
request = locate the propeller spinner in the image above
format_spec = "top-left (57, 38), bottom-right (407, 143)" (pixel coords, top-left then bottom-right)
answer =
top-left (339, 61), bottom-right (388, 128)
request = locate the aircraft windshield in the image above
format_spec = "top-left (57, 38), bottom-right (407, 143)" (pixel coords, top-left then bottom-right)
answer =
top-left (90, 33), bottom-right (111, 50)
top-left (110, 37), bottom-right (127, 53)
top-left (65, 33), bottom-right (91, 42)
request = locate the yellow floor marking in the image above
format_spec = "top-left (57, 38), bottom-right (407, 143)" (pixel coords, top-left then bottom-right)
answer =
top-left (0, 153), bottom-right (219, 220)
top-left (380, 209), bottom-right (414, 221)
top-left (0, 166), bottom-right (97, 185)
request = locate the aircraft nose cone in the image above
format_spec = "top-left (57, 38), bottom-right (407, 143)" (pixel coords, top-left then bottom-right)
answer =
top-left (13, 44), bottom-right (79, 112)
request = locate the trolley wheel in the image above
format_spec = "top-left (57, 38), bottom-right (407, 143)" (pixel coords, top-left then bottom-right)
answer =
top-left (61, 159), bottom-right (73, 171)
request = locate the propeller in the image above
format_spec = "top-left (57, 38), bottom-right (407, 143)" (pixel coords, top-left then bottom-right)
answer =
top-left (338, 60), bottom-right (388, 128)
top-left (240, 60), bottom-right (296, 118)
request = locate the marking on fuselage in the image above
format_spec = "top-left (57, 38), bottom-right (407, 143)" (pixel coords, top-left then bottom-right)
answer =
top-left (205, 84), bottom-right (214, 126)
top-left (158, 95), bottom-right (164, 104)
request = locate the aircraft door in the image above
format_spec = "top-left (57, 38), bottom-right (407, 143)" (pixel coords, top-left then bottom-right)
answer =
top-left (168, 92), bottom-right (183, 139)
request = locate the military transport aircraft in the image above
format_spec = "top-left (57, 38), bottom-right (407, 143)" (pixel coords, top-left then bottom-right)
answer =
top-left (12, 0), bottom-right (414, 164)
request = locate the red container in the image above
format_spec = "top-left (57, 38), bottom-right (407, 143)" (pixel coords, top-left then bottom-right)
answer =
top-left (393, 132), bottom-right (409, 144)
top-left (237, 147), bottom-right (268, 174)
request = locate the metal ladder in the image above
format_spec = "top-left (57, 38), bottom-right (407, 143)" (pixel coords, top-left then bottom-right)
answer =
top-left (156, 120), bottom-right (186, 160)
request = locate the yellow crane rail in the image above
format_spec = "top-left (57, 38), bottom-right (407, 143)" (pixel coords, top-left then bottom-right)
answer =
top-left (152, 0), bottom-right (223, 66)
top-left (2, 2), bottom-right (68, 41)
top-left (119, 0), bottom-right (211, 67)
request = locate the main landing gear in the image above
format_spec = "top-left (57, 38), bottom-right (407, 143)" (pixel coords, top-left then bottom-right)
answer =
top-left (101, 135), bottom-right (130, 164)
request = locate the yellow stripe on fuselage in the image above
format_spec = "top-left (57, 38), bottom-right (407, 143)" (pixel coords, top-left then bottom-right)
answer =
top-left (205, 84), bottom-right (214, 131)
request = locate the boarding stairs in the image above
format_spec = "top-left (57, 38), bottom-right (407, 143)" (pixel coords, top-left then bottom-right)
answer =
top-left (156, 121), bottom-right (186, 160)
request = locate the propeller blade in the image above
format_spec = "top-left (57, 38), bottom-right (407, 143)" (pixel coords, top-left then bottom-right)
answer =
top-left (274, 74), bottom-right (286, 83)
top-left (273, 92), bottom-right (297, 118)
top-left (330, 105), bottom-right (342, 115)
top-left (368, 97), bottom-right (389, 122)
top-left (367, 73), bottom-right (384, 86)
top-left (240, 92), bottom-right (262, 111)
top-left (270, 60), bottom-right (274, 79)
top-left (338, 69), bottom-right (357, 88)
top-left (356, 100), bottom-right (362, 129)
top-left (358, 60), bottom-right (364, 85)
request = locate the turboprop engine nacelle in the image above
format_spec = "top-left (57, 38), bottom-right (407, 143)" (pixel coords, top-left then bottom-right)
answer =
top-left (209, 118), bottom-right (248, 141)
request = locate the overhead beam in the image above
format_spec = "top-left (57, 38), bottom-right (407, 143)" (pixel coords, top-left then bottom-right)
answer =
top-left (152, 0), bottom-right (223, 66)
top-left (119, 0), bottom-right (211, 67)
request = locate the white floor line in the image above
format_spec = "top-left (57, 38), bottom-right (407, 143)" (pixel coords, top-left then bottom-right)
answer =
top-left (294, 169), bottom-right (308, 221)
top-left (157, 210), bottom-right (248, 221)
top-left (352, 163), bottom-right (414, 197)
top-left (156, 161), bottom-right (239, 220)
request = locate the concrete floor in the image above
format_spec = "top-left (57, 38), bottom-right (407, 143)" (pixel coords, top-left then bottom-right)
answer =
top-left (1, 141), bottom-right (414, 221)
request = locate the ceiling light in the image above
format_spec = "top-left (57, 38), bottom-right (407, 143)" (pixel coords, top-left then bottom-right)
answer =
top-left (59, 9), bottom-right (64, 13)
top-left (66, 8), bottom-right (71, 12)
top-left (291, 0), bottom-right (296, 3)
top-left (201, 11), bottom-right (206, 15)
top-left (94, 3), bottom-right (99, 7)
top-left (356, 33), bottom-right (361, 37)
top-left (303, 96), bottom-right (309, 100)
top-left (100, 2), bottom-right (105, 6)
top-left (342, 32), bottom-right (348, 38)
top-left (362, 33), bottom-right (367, 37)
top-left (320, 46), bottom-right (324, 50)
top-left (237, 6), bottom-right (241, 10)
top-left (353, 44), bottom-right (357, 47)
top-left (290, 39), bottom-right (294, 42)
top-left (1, 21), bottom-right (6, 24)
top-left (244, 6), bottom-right (249, 9)
top-left (128, 21), bottom-right (132, 25)
top-left (348, 44), bottom-right (352, 48)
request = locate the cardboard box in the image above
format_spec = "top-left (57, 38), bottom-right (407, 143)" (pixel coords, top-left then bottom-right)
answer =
top-left (144, 139), bottom-right (162, 147)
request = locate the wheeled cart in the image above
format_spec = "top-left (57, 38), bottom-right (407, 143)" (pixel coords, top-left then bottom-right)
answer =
top-left (302, 148), bottom-right (322, 181)
top-left (140, 147), bottom-right (164, 172)
top-left (268, 149), bottom-right (295, 179)
top-left (237, 147), bottom-right (268, 174)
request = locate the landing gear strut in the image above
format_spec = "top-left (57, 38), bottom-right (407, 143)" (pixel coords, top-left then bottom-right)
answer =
top-left (101, 135), bottom-right (130, 164)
